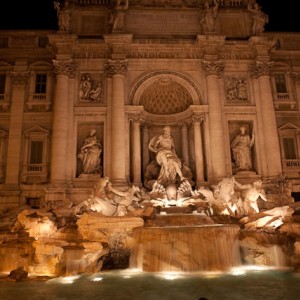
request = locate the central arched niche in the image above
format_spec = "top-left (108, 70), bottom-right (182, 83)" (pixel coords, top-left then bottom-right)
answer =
top-left (140, 77), bottom-right (193, 115)
top-left (128, 71), bottom-right (205, 188)
top-left (130, 71), bottom-right (203, 110)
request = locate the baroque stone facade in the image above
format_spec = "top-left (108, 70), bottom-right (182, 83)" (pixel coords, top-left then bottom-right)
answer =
top-left (0, 0), bottom-right (300, 208)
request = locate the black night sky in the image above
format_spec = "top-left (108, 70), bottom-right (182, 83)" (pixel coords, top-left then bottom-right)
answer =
top-left (0, 0), bottom-right (299, 32)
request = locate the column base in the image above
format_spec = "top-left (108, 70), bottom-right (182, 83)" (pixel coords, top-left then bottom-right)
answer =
top-left (111, 179), bottom-right (129, 189)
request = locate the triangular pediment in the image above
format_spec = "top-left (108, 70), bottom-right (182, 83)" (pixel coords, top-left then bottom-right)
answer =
top-left (24, 125), bottom-right (49, 136)
top-left (278, 123), bottom-right (300, 131)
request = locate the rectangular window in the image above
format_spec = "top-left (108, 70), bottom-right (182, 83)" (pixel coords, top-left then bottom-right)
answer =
top-left (283, 138), bottom-right (297, 159)
top-left (35, 74), bottom-right (47, 94)
top-left (30, 141), bottom-right (43, 164)
top-left (275, 74), bottom-right (287, 93)
top-left (0, 74), bottom-right (6, 94)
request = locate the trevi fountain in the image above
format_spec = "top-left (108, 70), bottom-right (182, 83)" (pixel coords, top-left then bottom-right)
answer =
top-left (1, 125), bottom-right (300, 299)
top-left (1, 0), bottom-right (300, 299)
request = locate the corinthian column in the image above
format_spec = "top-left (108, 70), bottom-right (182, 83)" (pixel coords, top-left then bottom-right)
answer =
top-left (106, 59), bottom-right (127, 184)
top-left (50, 60), bottom-right (76, 184)
top-left (181, 123), bottom-right (190, 167)
top-left (192, 114), bottom-right (205, 185)
top-left (252, 61), bottom-right (282, 176)
top-left (5, 71), bottom-right (29, 185)
top-left (130, 115), bottom-right (142, 186)
top-left (202, 60), bottom-right (226, 179)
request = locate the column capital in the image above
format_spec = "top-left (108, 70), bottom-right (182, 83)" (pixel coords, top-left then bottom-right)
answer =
top-left (250, 61), bottom-right (274, 78)
top-left (202, 60), bottom-right (224, 77)
top-left (128, 114), bottom-right (143, 124)
top-left (53, 59), bottom-right (76, 78)
top-left (192, 113), bottom-right (206, 124)
top-left (105, 59), bottom-right (128, 77)
top-left (10, 71), bottom-right (30, 85)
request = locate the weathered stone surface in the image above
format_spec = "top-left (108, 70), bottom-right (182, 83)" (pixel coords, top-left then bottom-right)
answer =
top-left (7, 267), bottom-right (28, 281)
top-left (77, 213), bottom-right (144, 244)
top-left (280, 223), bottom-right (300, 238)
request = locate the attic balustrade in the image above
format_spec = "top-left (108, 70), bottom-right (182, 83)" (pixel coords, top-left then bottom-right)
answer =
top-left (77, 0), bottom-right (111, 5)
top-left (218, 0), bottom-right (245, 7)
top-left (75, 0), bottom-right (246, 7)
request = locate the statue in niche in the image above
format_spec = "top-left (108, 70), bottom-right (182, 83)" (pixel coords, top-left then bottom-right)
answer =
top-left (109, 0), bottom-right (129, 33)
top-left (145, 126), bottom-right (193, 202)
top-left (200, 0), bottom-right (219, 33)
top-left (247, 2), bottom-right (268, 35)
top-left (149, 126), bottom-right (186, 186)
top-left (54, 0), bottom-right (71, 32)
top-left (231, 126), bottom-right (255, 174)
top-left (79, 74), bottom-right (103, 102)
top-left (77, 129), bottom-right (102, 176)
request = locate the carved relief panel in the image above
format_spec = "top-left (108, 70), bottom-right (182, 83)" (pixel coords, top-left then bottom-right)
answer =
top-left (225, 76), bottom-right (248, 104)
top-left (78, 73), bottom-right (104, 104)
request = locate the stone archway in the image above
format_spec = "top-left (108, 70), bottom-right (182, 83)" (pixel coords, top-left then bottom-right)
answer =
top-left (127, 71), bottom-right (207, 188)
top-left (129, 70), bottom-right (203, 106)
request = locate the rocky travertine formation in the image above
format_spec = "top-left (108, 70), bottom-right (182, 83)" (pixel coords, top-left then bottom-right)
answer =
top-left (1, 177), bottom-right (300, 277)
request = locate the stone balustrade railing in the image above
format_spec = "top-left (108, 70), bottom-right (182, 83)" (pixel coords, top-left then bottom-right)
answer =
top-left (218, 0), bottom-right (245, 7)
top-left (74, 0), bottom-right (247, 8)
top-left (77, 0), bottom-right (111, 5)
top-left (282, 159), bottom-right (300, 170)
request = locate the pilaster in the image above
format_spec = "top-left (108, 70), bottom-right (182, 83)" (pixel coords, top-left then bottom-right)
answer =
top-left (250, 61), bottom-right (282, 177)
top-left (50, 59), bottom-right (76, 185)
top-left (5, 70), bottom-right (29, 186)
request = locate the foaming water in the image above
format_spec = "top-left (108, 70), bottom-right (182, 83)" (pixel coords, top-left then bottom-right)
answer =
top-left (1, 268), bottom-right (299, 300)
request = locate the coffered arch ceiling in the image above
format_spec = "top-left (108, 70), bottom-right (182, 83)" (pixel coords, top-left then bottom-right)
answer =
top-left (129, 70), bottom-right (203, 115)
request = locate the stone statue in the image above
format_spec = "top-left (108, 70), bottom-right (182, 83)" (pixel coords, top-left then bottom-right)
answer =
top-left (231, 126), bottom-right (255, 174)
top-left (234, 179), bottom-right (267, 214)
top-left (193, 177), bottom-right (267, 216)
top-left (194, 177), bottom-right (238, 216)
top-left (149, 126), bottom-right (186, 187)
top-left (77, 129), bottom-right (102, 175)
top-left (74, 177), bottom-right (141, 216)
top-left (200, 0), bottom-right (219, 33)
top-left (54, 1), bottom-right (71, 32)
top-left (109, 0), bottom-right (129, 33)
top-left (247, 2), bottom-right (268, 35)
